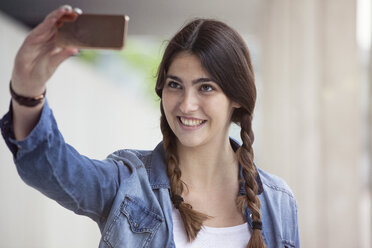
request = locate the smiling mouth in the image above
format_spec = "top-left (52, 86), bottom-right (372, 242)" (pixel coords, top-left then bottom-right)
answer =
top-left (178, 117), bottom-right (207, 127)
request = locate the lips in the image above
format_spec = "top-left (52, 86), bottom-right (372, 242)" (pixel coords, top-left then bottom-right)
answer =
top-left (178, 116), bottom-right (206, 127)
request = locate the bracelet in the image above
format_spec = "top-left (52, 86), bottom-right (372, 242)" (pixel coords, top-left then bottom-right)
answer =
top-left (9, 81), bottom-right (46, 107)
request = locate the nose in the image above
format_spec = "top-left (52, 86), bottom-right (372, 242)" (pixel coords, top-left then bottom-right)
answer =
top-left (179, 90), bottom-right (198, 114)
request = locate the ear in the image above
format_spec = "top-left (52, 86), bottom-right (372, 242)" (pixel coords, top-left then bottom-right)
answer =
top-left (232, 101), bottom-right (241, 109)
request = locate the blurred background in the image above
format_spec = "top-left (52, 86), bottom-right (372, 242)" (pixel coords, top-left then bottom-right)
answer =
top-left (0, 0), bottom-right (370, 247)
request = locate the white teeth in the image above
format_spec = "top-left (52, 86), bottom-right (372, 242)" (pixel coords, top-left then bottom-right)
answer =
top-left (180, 117), bottom-right (204, 126)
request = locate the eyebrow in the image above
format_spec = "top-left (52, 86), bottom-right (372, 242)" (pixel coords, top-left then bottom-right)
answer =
top-left (166, 75), bottom-right (214, 85)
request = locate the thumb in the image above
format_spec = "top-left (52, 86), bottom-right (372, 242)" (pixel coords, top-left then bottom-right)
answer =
top-left (49, 47), bottom-right (79, 69)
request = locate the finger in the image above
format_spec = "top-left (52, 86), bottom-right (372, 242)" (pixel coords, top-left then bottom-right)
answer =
top-left (59, 13), bottom-right (79, 22)
top-left (74, 7), bottom-right (83, 15)
top-left (31, 5), bottom-right (74, 40)
top-left (48, 47), bottom-right (79, 69)
top-left (45, 5), bottom-right (73, 21)
top-left (56, 7), bottom-right (82, 28)
top-left (56, 12), bottom-right (79, 28)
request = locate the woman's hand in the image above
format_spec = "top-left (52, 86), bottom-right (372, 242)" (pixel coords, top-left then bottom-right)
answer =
top-left (10, 5), bottom-right (82, 140)
top-left (11, 5), bottom-right (81, 97)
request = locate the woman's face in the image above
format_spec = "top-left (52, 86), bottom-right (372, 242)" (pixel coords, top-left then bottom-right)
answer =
top-left (162, 52), bottom-right (239, 149)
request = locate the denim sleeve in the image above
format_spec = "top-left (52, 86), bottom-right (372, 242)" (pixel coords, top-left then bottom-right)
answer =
top-left (0, 100), bottom-right (129, 224)
top-left (294, 205), bottom-right (300, 248)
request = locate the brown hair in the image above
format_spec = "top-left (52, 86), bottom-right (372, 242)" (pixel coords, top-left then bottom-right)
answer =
top-left (155, 18), bottom-right (265, 247)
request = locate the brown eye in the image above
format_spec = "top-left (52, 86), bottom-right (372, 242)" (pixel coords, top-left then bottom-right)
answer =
top-left (200, 84), bottom-right (214, 92)
top-left (168, 81), bottom-right (181, 89)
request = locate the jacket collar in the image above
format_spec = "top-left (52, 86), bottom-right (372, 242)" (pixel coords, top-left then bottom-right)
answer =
top-left (148, 138), bottom-right (263, 195)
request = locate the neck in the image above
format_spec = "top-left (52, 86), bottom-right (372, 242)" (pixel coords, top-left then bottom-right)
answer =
top-left (176, 136), bottom-right (239, 191)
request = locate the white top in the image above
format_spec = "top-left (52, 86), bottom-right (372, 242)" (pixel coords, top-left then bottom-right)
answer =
top-left (172, 207), bottom-right (251, 248)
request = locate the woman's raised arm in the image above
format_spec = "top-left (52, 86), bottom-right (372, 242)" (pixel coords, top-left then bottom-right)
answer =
top-left (11, 5), bottom-right (80, 140)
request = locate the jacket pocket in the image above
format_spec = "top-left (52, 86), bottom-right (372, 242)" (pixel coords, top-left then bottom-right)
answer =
top-left (103, 196), bottom-right (163, 248)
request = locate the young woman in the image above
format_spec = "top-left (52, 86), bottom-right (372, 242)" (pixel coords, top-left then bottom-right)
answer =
top-left (1, 5), bottom-right (300, 248)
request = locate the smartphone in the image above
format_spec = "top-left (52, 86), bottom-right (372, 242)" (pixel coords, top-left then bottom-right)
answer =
top-left (55, 14), bottom-right (129, 50)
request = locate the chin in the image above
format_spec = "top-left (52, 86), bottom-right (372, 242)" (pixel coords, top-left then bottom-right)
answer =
top-left (175, 134), bottom-right (207, 148)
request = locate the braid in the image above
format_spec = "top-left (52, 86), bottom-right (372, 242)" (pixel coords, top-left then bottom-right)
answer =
top-left (236, 113), bottom-right (266, 248)
top-left (160, 105), bottom-right (209, 241)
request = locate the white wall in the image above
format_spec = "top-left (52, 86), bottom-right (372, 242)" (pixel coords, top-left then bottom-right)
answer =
top-left (0, 11), bottom-right (162, 247)
top-left (258, 0), bottom-right (368, 247)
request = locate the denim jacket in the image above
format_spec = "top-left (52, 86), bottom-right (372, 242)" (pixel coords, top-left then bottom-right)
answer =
top-left (1, 100), bottom-right (300, 248)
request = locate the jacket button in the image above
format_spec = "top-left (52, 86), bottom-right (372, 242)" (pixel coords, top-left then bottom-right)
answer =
top-left (134, 222), bottom-right (138, 228)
